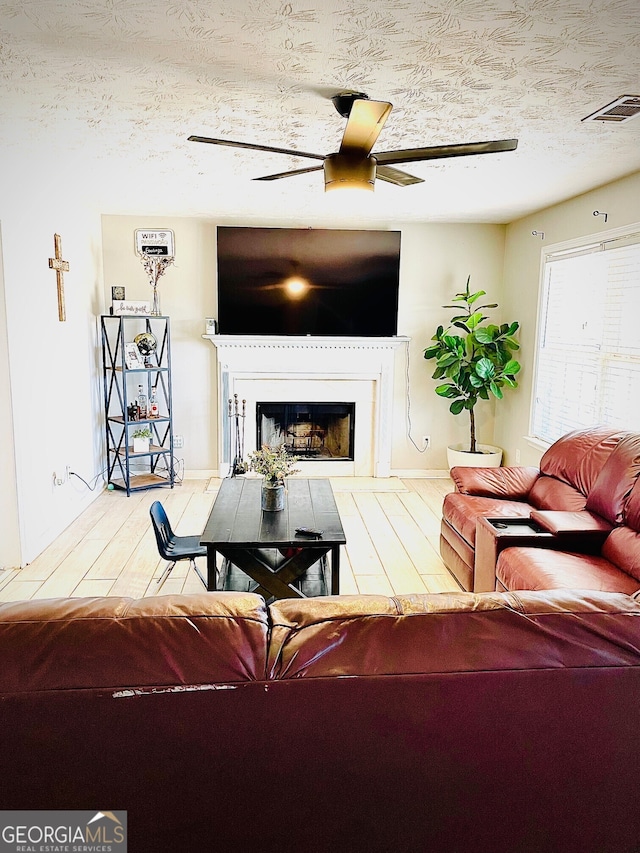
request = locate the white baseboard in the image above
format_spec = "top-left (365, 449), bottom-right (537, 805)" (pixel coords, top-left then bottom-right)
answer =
top-left (186, 468), bottom-right (451, 480)
top-left (183, 469), bottom-right (219, 480)
top-left (391, 468), bottom-right (451, 479)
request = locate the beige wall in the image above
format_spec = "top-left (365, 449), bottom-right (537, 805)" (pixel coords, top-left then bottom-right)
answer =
top-left (496, 171), bottom-right (640, 467)
top-left (101, 216), bottom-right (507, 473)
top-left (0, 192), bottom-right (104, 567)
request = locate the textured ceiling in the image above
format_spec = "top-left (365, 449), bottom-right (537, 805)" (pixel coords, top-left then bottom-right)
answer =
top-left (1, 0), bottom-right (640, 224)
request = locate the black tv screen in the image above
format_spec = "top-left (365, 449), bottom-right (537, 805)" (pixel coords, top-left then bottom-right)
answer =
top-left (216, 226), bottom-right (400, 336)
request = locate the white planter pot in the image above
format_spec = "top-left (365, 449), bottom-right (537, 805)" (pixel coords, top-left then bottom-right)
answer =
top-left (133, 437), bottom-right (150, 454)
top-left (447, 443), bottom-right (503, 470)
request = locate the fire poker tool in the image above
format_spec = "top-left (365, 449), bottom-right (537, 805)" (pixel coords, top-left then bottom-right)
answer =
top-left (228, 394), bottom-right (248, 476)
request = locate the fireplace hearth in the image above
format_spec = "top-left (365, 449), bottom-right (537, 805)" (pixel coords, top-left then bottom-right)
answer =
top-left (257, 402), bottom-right (355, 461)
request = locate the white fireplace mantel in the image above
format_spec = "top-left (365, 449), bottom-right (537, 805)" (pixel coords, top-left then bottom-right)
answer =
top-left (204, 334), bottom-right (409, 477)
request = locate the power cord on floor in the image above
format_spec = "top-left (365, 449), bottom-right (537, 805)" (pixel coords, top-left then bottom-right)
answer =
top-left (69, 466), bottom-right (109, 491)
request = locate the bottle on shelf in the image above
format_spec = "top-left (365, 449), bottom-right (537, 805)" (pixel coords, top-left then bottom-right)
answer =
top-left (149, 386), bottom-right (159, 419)
top-left (137, 384), bottom-right (148, 419)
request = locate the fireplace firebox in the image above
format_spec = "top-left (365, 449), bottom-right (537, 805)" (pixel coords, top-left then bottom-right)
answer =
top-left (256, 403), bottom-right (355, 461)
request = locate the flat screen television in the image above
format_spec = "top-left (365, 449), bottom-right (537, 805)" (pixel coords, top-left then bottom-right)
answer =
top-left (216, 226), bottom-right (400, 336)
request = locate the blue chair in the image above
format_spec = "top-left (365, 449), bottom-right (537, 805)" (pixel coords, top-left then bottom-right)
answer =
top-left (149, 501), bottom-right (207, 591)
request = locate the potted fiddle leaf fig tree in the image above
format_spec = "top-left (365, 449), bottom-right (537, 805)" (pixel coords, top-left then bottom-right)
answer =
top-left (423, 276), bottom-right (521, 468)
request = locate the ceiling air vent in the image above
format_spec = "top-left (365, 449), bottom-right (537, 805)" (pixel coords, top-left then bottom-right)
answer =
top-left (582, 95), bottom-right (640, 123)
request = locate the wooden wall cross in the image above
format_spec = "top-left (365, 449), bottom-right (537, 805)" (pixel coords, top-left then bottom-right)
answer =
top-left (48, 233), bottom-right (69, 321)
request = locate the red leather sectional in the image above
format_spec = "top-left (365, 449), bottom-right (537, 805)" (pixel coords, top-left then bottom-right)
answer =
top-left (441, 426), bottom-right (640, 593)
top-left (1, 589), bottom-right (640, 852)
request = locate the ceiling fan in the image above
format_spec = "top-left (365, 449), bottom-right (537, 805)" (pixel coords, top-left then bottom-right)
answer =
top-left (188, 92), bottom-right (518, 192)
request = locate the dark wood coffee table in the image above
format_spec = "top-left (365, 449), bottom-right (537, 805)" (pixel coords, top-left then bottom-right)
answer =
top-left (200, 477), bottom-right (346, 600)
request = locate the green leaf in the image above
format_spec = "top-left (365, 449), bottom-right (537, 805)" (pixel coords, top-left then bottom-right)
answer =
top-left (435, 384), bottom-right (458, 398)
top-left (503, 359), bottom-right (521, 375)
top-left (490, 381), bottom-right (503, 399)
top-left (450, 400), bottom-right (465, 415)
top-left (473, 328), bottom-right (495, 344)
top-left (466, 290), bottom-right (486, 305)
top-left (466, 311), bottom-right (485, 330)
top-left (475, 358), bottom-right (495, 380)
top-left (478, 387), bottom-right (490, 400)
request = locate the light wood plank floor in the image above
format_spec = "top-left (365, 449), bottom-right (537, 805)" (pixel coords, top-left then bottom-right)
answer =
top-left (0, 477), bottom-right (459, 602)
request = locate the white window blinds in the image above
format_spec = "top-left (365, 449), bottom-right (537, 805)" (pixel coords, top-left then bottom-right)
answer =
top-left (531, 233), bottom-right (640, 445)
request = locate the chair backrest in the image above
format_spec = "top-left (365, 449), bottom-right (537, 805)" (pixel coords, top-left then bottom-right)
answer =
top-left (149, 501), bottom-right (176, 560)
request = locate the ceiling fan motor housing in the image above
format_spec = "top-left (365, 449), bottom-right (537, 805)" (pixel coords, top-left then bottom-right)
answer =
top-left (331, 92), bottom-right (369, 118)
top-left (324, 153), bottom-right (376, 192)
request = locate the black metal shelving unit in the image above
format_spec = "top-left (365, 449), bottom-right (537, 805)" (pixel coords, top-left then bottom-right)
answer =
top-left (101, 314), bottom-right (175, 495)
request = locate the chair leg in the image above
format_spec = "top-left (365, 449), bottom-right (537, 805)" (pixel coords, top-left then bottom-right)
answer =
top-left (190, 558), bottom-right (208, 590)
top-left (156, 560), bottom-right (177, 591)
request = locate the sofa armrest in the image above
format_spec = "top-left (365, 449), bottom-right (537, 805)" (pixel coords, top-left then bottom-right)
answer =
top-left (451, 466), bottom-right (540, 499)
top-left (530, 510), bottom-right (613, 536)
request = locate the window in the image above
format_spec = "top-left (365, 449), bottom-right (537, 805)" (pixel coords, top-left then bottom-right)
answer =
top-left (531, 229), bottom-right (640, 445)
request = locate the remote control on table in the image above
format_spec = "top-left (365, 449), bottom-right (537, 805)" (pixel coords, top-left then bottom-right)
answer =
top-left (295, 527), bottom-right (324, 537)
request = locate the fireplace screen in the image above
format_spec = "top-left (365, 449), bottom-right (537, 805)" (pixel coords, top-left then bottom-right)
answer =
top-left (256, 402), bottom-right (355, 461)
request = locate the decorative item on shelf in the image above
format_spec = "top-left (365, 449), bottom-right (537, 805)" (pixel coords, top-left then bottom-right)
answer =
top-left (423, 276), bottom-right (521, 469)
top-left (134, 332), bottom-right (157, 366)
top-left (132, 426), bottom-right (152, 454)
top-left (124, 342), bottom-right (145, 369)
top-left (137, 384), bottom-right (148, 419)
top-left (206, 318), bottom-right (218, 335)
top-left (148, 386), bottom-right (159, 418)
top-left (141, 255), bottom-right (174, 316)
top-left (113, 300), bottom-right (151, 316)
top-left (135, 229), bottom-right (175, 317)
top-left (110, 286), bottom-right (125, 314)
top-left (248, 444), bottom-right (300, 512)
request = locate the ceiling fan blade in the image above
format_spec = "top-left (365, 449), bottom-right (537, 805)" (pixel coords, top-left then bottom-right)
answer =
top-left (376, 165), bottom-right (424, 187)
top-left (339, 99), bottom-right (393, 157)
top-left (188, 135), bottom-right (324, 162)
top-left (375, 138), bottom-right (518, 166)
top-left (253, 165), bottom-right (324, 182)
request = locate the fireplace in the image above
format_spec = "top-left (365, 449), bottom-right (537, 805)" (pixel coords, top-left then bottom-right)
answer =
top-left (205, 334), bottom-right (408, 477)
top-left (257, 402), bottom-right (355, 461)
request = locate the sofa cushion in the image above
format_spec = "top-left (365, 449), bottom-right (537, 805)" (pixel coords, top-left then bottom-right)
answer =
top-left (496, 547), bottom-right (640, 594)
top-left (601, 527), bottom-right (640, 583)
top-left (0, 593), bottom-right (269, 694)
top-left (538, 426), bottom-right (624, 496)
top-left (585, 433), bottom-right (640, 524)
top-left (267, 590), bottom-right (640, 679)
top-left (528, 476), bottom-right (589, 511)
top-left (626, 478), bottom-right (640, 530)
top-left (442, 492), bottom-right (533, 547)
top-left (450, 465), bottom-right (540, 499)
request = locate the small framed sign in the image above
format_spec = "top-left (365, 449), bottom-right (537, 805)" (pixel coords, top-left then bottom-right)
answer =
top-left (113, 300), bottom-right (151, 316)
top-left (135, 229), bottom-right (175, 257)
top-left (124, 342), bottom-right (145, 369)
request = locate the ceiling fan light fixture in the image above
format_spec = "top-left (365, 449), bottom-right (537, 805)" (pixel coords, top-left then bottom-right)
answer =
top-left (323, 153), bottom-right (376, 193)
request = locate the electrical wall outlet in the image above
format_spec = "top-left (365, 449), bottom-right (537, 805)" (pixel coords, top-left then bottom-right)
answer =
top-left (515, 448), bottom-right (521, 464)
top-left (174, 435), bottom-right (184, 448)
top-left (422, 435), bottom-right (430, 449)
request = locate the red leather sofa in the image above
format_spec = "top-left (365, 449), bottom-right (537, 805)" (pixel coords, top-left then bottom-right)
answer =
top-left (2, 589), bottom-right (640, 853)
top-left (441, 426), bottom-right (640, 593)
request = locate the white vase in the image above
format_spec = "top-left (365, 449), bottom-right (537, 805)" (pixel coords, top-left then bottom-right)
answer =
top-left (447, 443), bottom-right (503, 470)
top-left (133, 437), bottom-right (150, 454)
